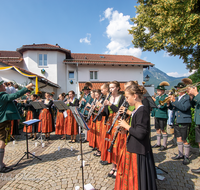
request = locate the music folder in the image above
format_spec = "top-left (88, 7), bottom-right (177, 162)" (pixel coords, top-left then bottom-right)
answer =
top-left (53, 100), bottom-right (69, 111)
top-left (70, 107), bottom-right (89, 130)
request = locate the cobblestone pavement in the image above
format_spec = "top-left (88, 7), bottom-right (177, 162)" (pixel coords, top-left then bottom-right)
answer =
top-left (0, 119), bottom-right (200, 190)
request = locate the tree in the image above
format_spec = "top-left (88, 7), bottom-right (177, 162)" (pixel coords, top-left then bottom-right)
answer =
top-left (129, 0), bottom-right (200, 71)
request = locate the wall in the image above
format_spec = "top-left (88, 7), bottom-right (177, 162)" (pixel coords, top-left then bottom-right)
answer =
top-left (145, 85), bottom-right (155, 96)
top-left (77, 65), bottom-right (144, 84)
top-left (23, 51), bottom-right (58, 84)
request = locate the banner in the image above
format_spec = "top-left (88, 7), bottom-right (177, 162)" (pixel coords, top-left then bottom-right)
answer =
top-left (0, 66), bottom-right (39, 93)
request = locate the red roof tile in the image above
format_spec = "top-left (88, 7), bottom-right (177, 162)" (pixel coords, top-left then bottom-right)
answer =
top-left (17, 43), bottom-right (71, 55)
top-left (0, 51), bottom-right (22, 58)
top-left (79, 82), bottom-right (126, 92)
top-left (64, 53), bottom-right (154, 67)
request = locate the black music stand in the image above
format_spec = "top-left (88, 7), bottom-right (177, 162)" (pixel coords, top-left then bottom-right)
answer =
top-left (70, 106), bottom-right (89, 190)
top-left (30, 101), bottom-right (47, 144)
top-left (15, 119), bottom-right (42, 167)
top-left (53, 100), bottom-right (69, 111)
top-left (143, 92), bottom-right (158, 108)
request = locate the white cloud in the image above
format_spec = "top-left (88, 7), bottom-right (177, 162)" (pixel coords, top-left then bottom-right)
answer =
top-left (100, 8), bottom-right (142, 57)
top-left (167, 70), bottom-right (196, 77)
top-left (80, 33), bottom-right (91, 45)
top-left (163, 52), bottom-right (170, 57)
top-left (143, 57), bottom-right (147, 61)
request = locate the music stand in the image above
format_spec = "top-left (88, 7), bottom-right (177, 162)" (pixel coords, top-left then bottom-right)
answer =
top-left (15, 119), bottom-right (42, 167)
top-left (143, 92), bottom-right (158, 108)
top-left (30, 101), bottom-right (47, 144)
top-left (53, 100), bottom-right (70, 111)
top-left (70, 106), bottom-right (89, 190)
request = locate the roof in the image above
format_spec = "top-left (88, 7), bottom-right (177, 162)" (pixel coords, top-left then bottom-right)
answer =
top-left (0, 51), bottom-right (23, 63)
top-left (17, 44), bottom-right (71, 56)
top-left (0, 61), bottom-right (60, 88)
top-left (79, 82), bottom-right (126, 92)
top-left (64, 53), bottom-right (154, 67)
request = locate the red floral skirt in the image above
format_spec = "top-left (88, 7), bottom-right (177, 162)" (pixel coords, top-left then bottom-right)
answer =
top-left (23, 110), bottom-right (33, 133)
top-left (55, 111), bottom-right (64, 135)
top-left (115, 146), bottom-right (138, 190)
top-left (65, 109), bottom-right (78, 135)
top-left (38, 109), bottom-right (53, 133)
top-left (87, 116), bottom-right (93, 142)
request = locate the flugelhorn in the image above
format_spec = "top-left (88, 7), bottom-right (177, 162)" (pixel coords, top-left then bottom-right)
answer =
top-left (177, 82), bottom-right (200, 93)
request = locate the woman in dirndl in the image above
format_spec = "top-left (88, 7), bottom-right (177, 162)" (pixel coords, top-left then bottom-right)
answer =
top-left (65, 90), bottom-right (79, 143)
top-left (116, 84), bottom-right (157, 190)
top-left (103, 81), bottom-right (125, 179)
top-left (55, 93), bottom-right (65, 138)
top-left (38, 92), bottom-right (54, 141)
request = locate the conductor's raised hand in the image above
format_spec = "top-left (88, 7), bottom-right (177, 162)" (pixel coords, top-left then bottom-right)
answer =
top-left (26, 83), bottom-right (35, 89)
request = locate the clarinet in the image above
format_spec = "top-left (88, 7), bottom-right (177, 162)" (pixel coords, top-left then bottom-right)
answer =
top-left (86, 94), bottom-right (102, 122)
top-left (78, 92), bottom-right (85, 109)
top-left (107, 102), bottom-right (129, 153)
top-left (93, 92), bottom-right (112, 123)
top-left (106, 99), bottom-right (127, 135)
top-left (82, 96), bottom-right (92, 117)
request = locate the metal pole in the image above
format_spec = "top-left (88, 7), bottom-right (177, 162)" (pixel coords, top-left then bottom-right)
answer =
top-left (79, 126), bottom-right (84, 190)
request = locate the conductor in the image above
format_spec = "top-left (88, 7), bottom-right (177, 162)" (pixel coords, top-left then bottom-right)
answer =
top-left (0, 81), bottom-right (34, 173)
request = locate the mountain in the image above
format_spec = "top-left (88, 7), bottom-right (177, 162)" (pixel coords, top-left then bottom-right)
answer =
top-left (143, 67), bottom-right (185, 90)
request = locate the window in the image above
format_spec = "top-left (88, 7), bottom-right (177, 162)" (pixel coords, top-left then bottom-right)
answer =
top-left (90, 71), bottom-right (98, 80)
top-left (69, 71), bottom-right (74, 79)
top-left (39, 54), bottom-right (47, 66)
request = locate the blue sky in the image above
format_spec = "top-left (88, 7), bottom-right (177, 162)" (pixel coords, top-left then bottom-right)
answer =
top-left (0, 0), bottom-right (193, 77)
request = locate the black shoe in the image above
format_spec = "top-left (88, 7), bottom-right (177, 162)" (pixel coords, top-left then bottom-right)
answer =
top-left (92, 147), bottom-right (97, 151)
top-left (152, 144), bottom-right (161, 148)
top-left (112, 170), bottom-right (117, 179)
top-left (101, 161), bottom-right (109, 165)
top-left (171, 155), bottom-right (184, 160)
top-left (47, 136), bottom-right (50, 140)
top-left (82, 139), bottom-right (88, 143)
top-left (0, 166), bottom-right (13, 173)
top-left (44, 137), bottom-right (47, 141)
top-left (28, 136), bottom-right (33, 139)
top-left (108, 169), bottom-right (115, 177)
top-left (191, 167), bottom-right (200, 174)
top-left (99, 160), bottom-right (104, 163)
top-left (159, 146), bottom-right (167, 151)
top-left (183, 156), bottom-right (190, 165)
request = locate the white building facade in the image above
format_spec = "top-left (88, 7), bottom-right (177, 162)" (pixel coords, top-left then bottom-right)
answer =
top-left (0, 44), bottom-right (154, 97)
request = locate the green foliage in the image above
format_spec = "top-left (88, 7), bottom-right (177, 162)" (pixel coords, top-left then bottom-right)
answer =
top-left (188, 108), bottom-right (199, 147)
top-left (189, 67), bottom-right (200, 91)
top-left (130, 0), bottom-right (200, 71)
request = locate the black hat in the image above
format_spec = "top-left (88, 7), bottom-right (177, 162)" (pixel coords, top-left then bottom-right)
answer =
top-left (82, 86), bottom-right (91, 91)
top-left (155, 85), bottom-right (166, 90)
top-left (174, 82), bottom-right (186, 88)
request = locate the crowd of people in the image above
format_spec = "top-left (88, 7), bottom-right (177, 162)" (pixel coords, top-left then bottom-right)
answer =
top-left (0, 78), bottom-right (200, 189)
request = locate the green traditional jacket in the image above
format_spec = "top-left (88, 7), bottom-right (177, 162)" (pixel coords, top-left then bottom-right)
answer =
top-left (154, 94), bottom-right (168, 119)
top-left (191, 92), bottom-right (200, 125)
top-left (0, 87), bottom-right (28, 123)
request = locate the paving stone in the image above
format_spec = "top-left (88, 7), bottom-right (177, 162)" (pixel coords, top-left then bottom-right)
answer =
top-left (0, 123), bottom-right (200, 189)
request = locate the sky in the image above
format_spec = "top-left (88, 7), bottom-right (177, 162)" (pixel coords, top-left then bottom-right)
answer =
top-left (0, 0), bottom-right (194, 77)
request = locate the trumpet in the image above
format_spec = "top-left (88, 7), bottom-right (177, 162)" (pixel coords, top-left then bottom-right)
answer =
top-left (159, 88), bottom-right (176, 106)
top-left (159, 97), bottom-right (171, 106)
top-left (177, 82), bottom-right (200, 93)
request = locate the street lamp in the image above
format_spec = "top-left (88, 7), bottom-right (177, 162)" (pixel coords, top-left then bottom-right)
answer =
top-left (144, 75), bottom-right (150, 82)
